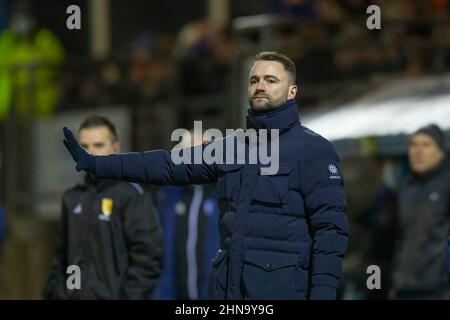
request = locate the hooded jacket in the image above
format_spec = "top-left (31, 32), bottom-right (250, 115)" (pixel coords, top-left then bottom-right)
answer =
top-left (90, 100), bottom-right (349, 299)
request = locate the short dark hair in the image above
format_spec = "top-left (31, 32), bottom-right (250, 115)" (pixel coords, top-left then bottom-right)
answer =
top-left (253, 51), bottom-right (296, 84)
top-left (79, 115), bottom-right (118, 142)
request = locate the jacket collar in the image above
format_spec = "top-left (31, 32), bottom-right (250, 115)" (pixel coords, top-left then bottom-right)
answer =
top-left (246, 99), bottom-right (300, 132)
top-left (410, 157), bottom-right (449, 183)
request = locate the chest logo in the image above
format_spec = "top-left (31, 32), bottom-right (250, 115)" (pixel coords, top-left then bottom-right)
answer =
top-left (99, 198), bottom-right (113, 221)
top-left (328, 163), bottom-right (341, 180)
top-left (73, 203), bottom-right (82, 214)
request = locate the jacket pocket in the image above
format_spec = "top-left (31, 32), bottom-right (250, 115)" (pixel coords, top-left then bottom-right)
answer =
top-left (242, 250), bottom-right (308, 299)
top-left (251, 166), bottom-right (291, 206)
top-left (208, 250), bottom-right (228, 299)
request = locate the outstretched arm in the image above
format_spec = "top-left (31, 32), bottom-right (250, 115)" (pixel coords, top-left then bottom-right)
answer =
top-left (63, 127), bottom-right (219, 186)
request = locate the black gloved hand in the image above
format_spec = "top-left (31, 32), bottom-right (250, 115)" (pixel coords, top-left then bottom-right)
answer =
top-left (63, 127), bottom-right (95, 173)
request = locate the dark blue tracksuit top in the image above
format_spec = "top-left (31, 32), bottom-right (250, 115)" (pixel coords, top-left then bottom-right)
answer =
top-left (92, 99), bottom-right (349, 300)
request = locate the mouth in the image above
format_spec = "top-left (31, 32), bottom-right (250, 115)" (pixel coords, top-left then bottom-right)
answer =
top-left (253, 96), bottom-right (269, 100)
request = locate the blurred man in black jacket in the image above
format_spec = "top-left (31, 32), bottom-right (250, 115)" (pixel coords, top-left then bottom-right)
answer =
top-left (391, 124), bottom-right (450, 299)
top-left (43, 115), bottom-right (163, 299)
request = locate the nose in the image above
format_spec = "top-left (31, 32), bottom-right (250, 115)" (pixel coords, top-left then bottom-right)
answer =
top-left (256, 79), bottom-right (266, 91)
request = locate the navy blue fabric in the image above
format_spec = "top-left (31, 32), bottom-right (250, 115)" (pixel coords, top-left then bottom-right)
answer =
top-left (91, 100), bottom-right (349, 300)
top-left (200, 196), bottom-right (220, 299)
top-left (151, 186), bottom-right (220, 300)
top-left (151, 186), bottom-right (184, 299)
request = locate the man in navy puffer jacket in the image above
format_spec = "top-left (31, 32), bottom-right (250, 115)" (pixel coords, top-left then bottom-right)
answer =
top-left (62, 52), bottom-right (349, 300)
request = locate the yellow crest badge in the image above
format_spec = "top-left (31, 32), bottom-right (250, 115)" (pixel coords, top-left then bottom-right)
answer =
top-left (101, 198), bottom-right (113, 217)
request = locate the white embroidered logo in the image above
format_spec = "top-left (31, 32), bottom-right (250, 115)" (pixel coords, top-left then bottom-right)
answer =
top-left (328, 164), bottom-right (339, 175)
top-left (73, 203), bottom-right (82, 214)
top-left (328, 163), bottom-right (341, 180)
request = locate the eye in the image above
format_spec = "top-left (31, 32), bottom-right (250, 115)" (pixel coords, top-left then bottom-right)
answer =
top-left (267, 79), bottom-right (276, 84)
top-left (250, 79), bottom-right (258, 84)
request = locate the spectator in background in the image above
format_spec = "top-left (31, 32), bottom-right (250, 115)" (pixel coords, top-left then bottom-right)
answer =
top-left (99, 60), bottom-right (124, 105)
top-left (0, 0), bottom-right (64, 120)
top-left (391, 124), bottom-right (450, 300)
top-left (129, 33), bottom-right (176, 103)
top-left (77, 61), bottom-right (103, 108)
top-left (74, 60), bottom-right (122, 109)
top-left (44, 115), bottom-right (163, 299)
top-left (175, 19), bottom-right (235, 96)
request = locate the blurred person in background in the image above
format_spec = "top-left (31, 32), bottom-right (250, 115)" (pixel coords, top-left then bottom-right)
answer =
top-left (391, 124), bottom-right (450, 300)
top-left (129, 34), bottom-right (175, 103)
top-left (175, 19), bottom-right (235, 96)
top-left (43, 115), bottom-right (163, 299)
top-left (152, 130), bottom-right (220, 300)
top-left (0, 0), bottom-right (64, 120)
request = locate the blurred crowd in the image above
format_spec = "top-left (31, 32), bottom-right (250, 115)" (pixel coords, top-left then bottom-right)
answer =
top-left (58, 19), bottom-right (236, 111)
top-left (59, 0), bottom-right (450, 110)
top-left (2, 0), bottom-right (450, 116)
top-left (273, 0), bottom-right (450, 82)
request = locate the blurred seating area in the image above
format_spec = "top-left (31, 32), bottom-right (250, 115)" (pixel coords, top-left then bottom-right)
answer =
top-left (47, 0), bottom-right (450, 113)
top-left (2, 0), bottom-right (450, 127)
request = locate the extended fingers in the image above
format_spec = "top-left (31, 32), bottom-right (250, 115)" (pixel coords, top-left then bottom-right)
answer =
top-left (63, 127), bottom-right (78, 146)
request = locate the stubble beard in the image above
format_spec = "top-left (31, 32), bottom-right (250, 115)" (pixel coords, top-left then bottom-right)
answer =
top-left (249, 95), bottom-right (288, 112)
